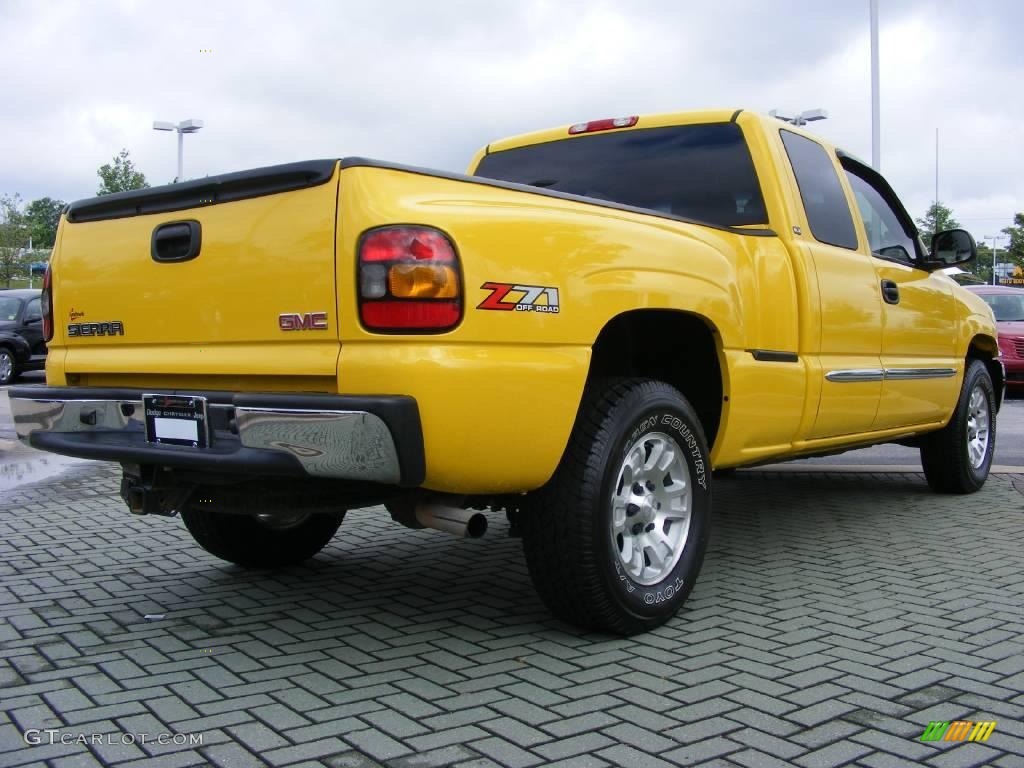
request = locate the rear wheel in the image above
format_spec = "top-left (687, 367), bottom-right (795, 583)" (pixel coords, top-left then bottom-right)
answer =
top-left (920, 359), bottom-right (996, 494)
top-left (521, 378), bottom-right (711, 635)
top-left (180, 495), bottom-right (342, 568)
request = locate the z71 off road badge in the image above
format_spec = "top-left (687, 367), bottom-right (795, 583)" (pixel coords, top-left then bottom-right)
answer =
top-left (477, 282), bottom-right (560, 314)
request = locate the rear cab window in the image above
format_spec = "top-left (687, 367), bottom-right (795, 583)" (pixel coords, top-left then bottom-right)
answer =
top-left (779, 130), bottom-right (858, 250)
top-left (474, 123), bottom-right (767, 229)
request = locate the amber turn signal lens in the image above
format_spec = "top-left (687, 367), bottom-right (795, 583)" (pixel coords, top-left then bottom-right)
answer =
top-left (388, 264), bottom-right (458, 299)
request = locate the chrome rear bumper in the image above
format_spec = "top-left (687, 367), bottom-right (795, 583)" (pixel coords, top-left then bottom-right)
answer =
top-left (8, 387), bottom-right (425, 486)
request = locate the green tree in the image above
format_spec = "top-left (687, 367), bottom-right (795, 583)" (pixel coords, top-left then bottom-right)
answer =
top-left (915, 201), bottom-right (960, 246)
top-left (0, 193), bottom-right (31, 288)
top-left (969, 242), bottom-right (995, 284)
top-left (97, 149), bottom-right (149, 195)
top-left (24, 196), bottom-right (66, 248)
top-left (1001, 212), bottom-right (1024, 269)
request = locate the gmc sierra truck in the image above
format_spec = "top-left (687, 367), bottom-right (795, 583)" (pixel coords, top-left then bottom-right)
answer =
top-left (10, 109), bottom-right (1002, 634)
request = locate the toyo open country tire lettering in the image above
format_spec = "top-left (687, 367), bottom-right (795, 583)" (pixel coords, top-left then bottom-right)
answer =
top-left (180, 500), bottom-right (342, 568)
top-left (521, 378), bottom-right (711, 635)
top-left (920, 359), bottom-right (997, 494)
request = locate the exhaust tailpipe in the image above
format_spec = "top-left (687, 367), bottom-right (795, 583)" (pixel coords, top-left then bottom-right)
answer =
top-left (415, 502), bottom-right (488, 539)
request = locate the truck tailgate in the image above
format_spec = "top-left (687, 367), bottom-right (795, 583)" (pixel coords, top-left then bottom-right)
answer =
top-left (54, 160), bottom-right (341, 390)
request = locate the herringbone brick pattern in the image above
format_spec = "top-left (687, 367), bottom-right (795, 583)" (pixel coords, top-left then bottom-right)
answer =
top-left (1, 464), bottom-right (1022, 767)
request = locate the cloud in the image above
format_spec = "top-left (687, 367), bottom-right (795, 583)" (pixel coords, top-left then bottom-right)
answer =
top-left (0, 0), bottom-right (1020, 237)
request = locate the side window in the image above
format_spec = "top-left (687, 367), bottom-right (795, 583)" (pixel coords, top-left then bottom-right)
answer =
top-left (24, 298), bottom-right (41, 322)
top-left (844, 170), bottom-right (919, 264)
top-left (780, 130), bottom-right (858, 250)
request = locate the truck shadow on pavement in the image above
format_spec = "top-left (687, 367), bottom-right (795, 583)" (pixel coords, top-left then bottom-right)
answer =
top-left (162, 472), bottom-right (956, 638)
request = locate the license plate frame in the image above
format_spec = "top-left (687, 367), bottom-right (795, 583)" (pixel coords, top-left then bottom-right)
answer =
top-left (143, 394), bottom-right (209, 448)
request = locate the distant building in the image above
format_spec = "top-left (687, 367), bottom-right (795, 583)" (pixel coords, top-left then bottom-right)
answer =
top-left (999, 263), bottom-right (1024, 287)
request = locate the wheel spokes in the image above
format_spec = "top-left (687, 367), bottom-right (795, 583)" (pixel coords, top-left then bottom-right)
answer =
top-left (965, 385), bottom-right (991, 469)
top-left (610, 430), bottom-right (694, 586)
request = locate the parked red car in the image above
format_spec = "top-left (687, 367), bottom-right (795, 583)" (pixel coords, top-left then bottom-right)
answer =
top-left (966, 284), bottom-right (1024, 390)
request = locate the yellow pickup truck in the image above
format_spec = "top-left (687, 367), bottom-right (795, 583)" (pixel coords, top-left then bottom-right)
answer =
top-left (10, 109), bottom-right (1002, 634)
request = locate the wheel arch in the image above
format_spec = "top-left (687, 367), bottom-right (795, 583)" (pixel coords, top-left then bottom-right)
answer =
top-left (967, 333), bottom-right (1004, 411)
top-left (586, 309), bottom-right (724, 450)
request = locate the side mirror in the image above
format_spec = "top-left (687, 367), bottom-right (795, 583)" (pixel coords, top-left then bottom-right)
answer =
top-left (926, 229), bottom-right (976, 269)
top-left (24, 316), bottom-right (42, 325)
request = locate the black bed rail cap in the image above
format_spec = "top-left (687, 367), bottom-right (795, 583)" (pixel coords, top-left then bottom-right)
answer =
top-left (66, 159), bottom-right (339, 223)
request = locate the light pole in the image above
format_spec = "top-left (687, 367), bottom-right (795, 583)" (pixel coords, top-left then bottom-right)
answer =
top-left (13, 225), bottom-right (32, 287)
top-left (152, 119), bottom-right (204, 182)
top-left (870, 0), bottom-right (880, 170)
top-left (985, 235), bottom-right (1006, 285)
top-left (768, 108), bottom-right (829, 127)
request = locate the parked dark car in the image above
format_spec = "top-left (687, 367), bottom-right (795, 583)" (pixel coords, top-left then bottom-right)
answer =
top-left (965, 284), bottom-right (1024, 390)
top-left (0, 289), bottom-right (47, 385)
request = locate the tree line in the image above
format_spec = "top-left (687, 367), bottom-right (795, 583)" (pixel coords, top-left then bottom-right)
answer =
top-left (2, 151), bottom-right (1023, 288)
top-left (916, 201), bottom-right (1024, 284)
top-left (0, 149), bottom-right (149, 287)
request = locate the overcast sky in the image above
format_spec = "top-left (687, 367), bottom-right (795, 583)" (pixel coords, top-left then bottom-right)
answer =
top-left (2, 0), bottom-right (1021, 241)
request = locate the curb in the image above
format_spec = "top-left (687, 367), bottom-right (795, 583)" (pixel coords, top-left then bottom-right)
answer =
top-left (742, 464), bottom-right (1024, 474)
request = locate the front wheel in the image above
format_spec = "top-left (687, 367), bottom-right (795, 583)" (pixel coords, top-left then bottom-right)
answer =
top-left (520, 378), bottom-right (711, 635)
top-left (920, 359), bottom-right (997, 494)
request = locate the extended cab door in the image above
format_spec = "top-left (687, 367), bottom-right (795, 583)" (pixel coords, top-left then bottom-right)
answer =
top-left (840, 158), bottom-right (959, 429)
top-left (778, 130), bottom-right (883, 439)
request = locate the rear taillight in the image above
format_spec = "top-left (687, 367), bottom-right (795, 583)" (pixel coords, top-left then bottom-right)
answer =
top-left (358, 226), bottom-right (462, 332)
top-left (41, 264), bottom-right (53, 341)
top-left (568, 115), bottom-right (638, 135)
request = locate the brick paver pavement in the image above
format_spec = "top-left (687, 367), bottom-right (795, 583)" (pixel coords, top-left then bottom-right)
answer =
top-left (1, 463), bottom-right (1022, 768)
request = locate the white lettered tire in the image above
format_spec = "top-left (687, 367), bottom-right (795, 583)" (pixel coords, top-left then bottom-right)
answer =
top-left (920, 359), bottom-right (997, 494)
top-left (520, 378), bottom-right (712, 634)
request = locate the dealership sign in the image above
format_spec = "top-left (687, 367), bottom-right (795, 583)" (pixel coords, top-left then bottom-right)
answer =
top-left (999, 264), bottom-right (1024, 287)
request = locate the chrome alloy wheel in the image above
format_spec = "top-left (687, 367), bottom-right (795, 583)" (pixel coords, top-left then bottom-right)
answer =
top-left (966, 385), bottom-right (991, 469)
top-left (610, 431), bottom-right (692, 586)
top-left (0, 351), bottom-right (12, 384)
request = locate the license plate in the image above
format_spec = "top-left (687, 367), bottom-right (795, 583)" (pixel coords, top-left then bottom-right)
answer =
top-left (143, 394), bottom-right (209, 448)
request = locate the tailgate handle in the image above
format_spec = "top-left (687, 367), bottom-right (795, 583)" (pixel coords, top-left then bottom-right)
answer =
top-left (151, 220), bottom-right (201, 263)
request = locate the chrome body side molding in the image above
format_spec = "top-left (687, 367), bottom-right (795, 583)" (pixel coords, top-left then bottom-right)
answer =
top-left (825, 367), bottom-right (957, 383)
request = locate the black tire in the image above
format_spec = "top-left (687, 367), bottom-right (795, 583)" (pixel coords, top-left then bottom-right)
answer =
top-left (920, 359), bottom-right (997, 494)
top-left (180, 498), bottom-right (342, 568)
top-left (0, 348), bottom-right (16, 386)
top-left (520, 378), bottom-right (712, 635)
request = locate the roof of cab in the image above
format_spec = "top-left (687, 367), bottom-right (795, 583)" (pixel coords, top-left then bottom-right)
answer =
top-left (480, 108), bottom-right (844, 157)
top-left (468, 108), bottom-right (848, 180)
top-left (484, 108), bottom-right (746, 154)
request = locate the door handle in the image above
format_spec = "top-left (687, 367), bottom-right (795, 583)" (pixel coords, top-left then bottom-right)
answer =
top-left (151, 220), bottom-right (202, 263)
top-left (881, 279), bottom-right (900, 305)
